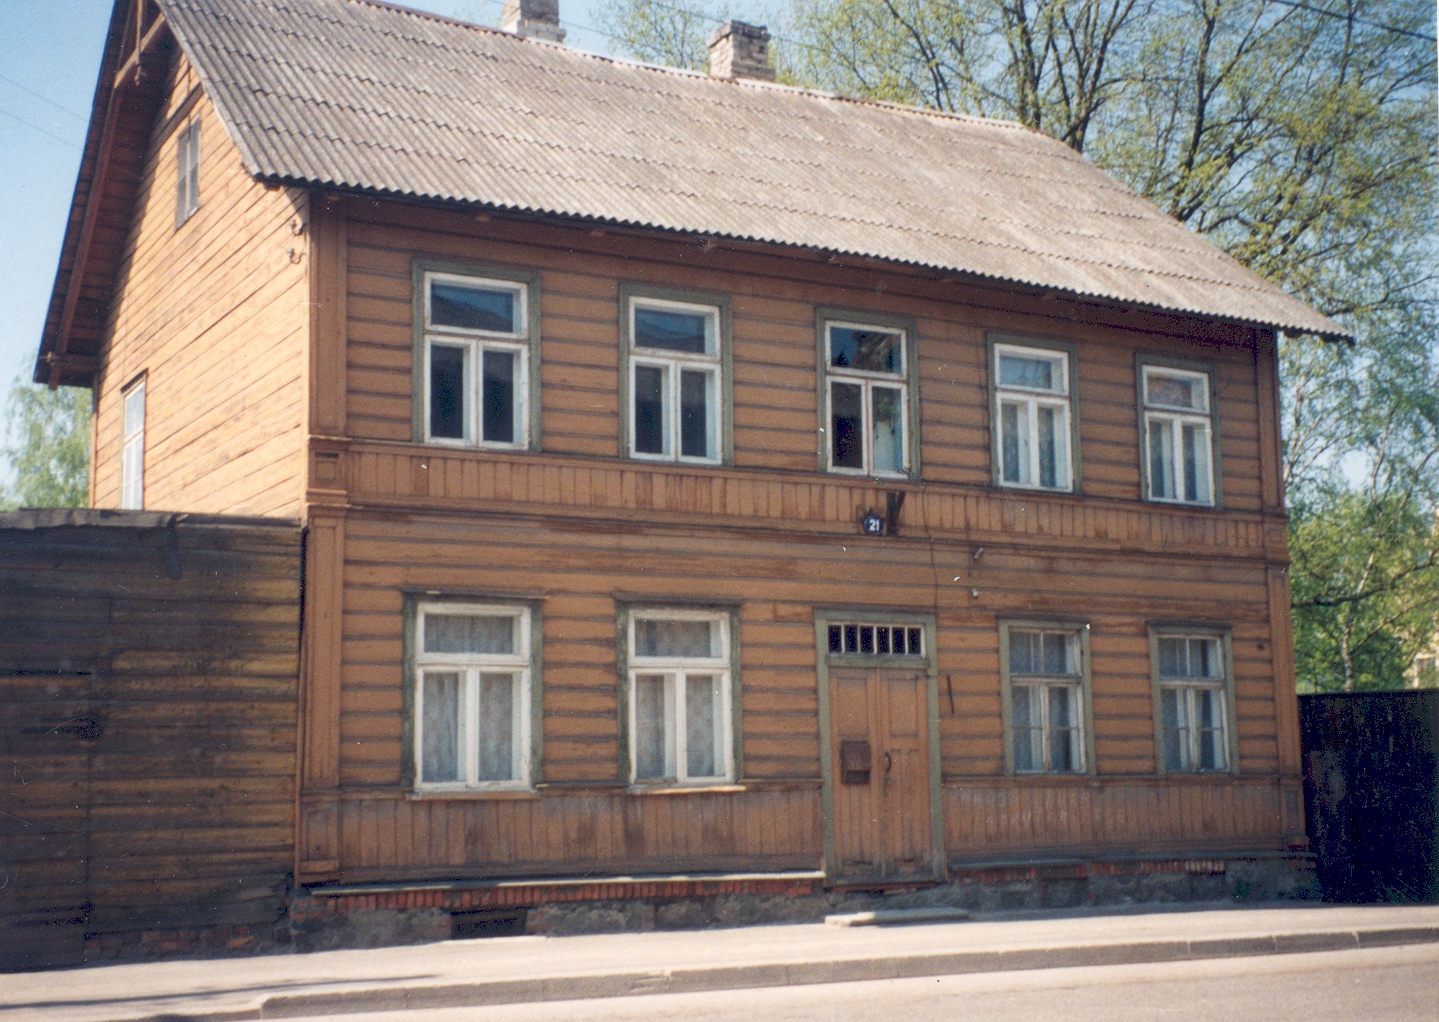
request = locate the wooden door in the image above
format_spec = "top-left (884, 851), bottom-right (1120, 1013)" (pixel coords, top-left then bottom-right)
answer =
top-left (830, 668), bottom-right (933, 882)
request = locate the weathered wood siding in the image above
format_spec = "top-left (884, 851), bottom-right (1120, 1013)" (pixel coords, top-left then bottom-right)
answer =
top-left (90, 52), bottom-right (308, 517)
top-left (341, 200), bottom-right (1265, 508)
top-left (0, 512), bottom-right (300, 967)
top-left (310, 507), bottom-right (1292, 880)
top-left (292, 199), bottom-right (1299, 883)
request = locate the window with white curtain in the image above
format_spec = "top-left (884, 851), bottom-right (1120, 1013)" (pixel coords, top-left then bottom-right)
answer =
top-left (1142, 365), bottom-right (1214, 505)
top-left (993, 343), bottom-right (1072, 492)
top-left (627, 609), bottom-right (732, 785)
top-left (414, 603), bottom-right (532, 790)
top-left (121, 378), bottom-right (146, 510)
top-left (824, 321), bottom-right (909, 477)
top-left (1155, 633), bottom-right (1230, 772)
top-left (1003, 625), bottom-right (1086, 773)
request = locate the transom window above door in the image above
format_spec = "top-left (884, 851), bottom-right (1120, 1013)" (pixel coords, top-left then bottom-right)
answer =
top-left (627, 296), bottom-right (724, 464)
top-left (1141, 364), bottom-right (1215, 506)
top-left (828, 622), bottom-right (924, 657)
top-left (992, 342), bottom-right (1074, 492)
top-left (824, 321), bottom-right (912, 477)
top-left (420, 270), bottom-right (534, 449)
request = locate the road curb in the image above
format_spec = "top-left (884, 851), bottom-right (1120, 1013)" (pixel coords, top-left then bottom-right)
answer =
top-left (119, 924), bottom-right (1439, 1022)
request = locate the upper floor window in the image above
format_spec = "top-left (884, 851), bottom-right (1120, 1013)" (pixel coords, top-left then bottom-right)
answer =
top-left (624, 608), bottom-right (735, 785)
top-left (992, 341), bottom-right (1074, 492)
top-left (1000, 622), bottom-right (1092, 774)
top-left (412, 602), bottom-right (535, 791)
top-left (175, 119), bottom-right (200, 226)
top-left (1141, 364), bottom-right (1215, 506)
top-left (1152, 630), bottom-right (1234, 774)
top-left (121, 377), bottom-right (146, 510)
top-left (419, 268), bottom-right (535, 449)
top-left (823, 318), bottom-right (914, 477)
top-left (626, 296), bottom-right (723, 464)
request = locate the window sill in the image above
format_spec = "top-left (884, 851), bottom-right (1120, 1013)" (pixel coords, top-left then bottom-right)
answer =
top-left (405, 788), bottom-right (540, 801)
top-left (626, 783), bottom-right (745, 796)
top-left (627, 454), bottom-right (725, 468)
top-left (826, 467), bottom-right (911, 480)
top-left (419, 439), bottom-right (529, 453)
top-left (1008, 770), bottom-right (1096, 780)
top-left (994, 481), bottom-right (1075, 495)
top-left (1144, 498), bottom-right (1218, 510)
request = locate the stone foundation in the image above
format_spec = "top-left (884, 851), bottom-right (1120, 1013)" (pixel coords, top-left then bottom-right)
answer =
top-left (49, 854), bottom-right (1319, 966)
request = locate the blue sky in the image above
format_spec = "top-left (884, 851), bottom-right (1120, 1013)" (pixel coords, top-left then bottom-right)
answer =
top-left (0, 0), bottom-right (642, 395)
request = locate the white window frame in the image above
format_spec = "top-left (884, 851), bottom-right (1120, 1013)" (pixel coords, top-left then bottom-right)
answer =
top-left (823, 320), bottom-right (910, 478)
top-left (175, 118), bottom-right (200, 226)
top-left (1151, 629), bottom-right (1236, 775)
top-left (1141, 364), bottom-right (1215, 506)
top-left (413, 601), bottom-right (533, 792)
top-left (993, 342), bottom-right (1074, 493)
top-left (120, 377), bottom-right (146, 510)
top-left (626, 296), bottom-right (723, 465)
top-left (625, 608), bottom-right (734, 786)
top-left (1000, 624), bottom-right (1089, 775)
top-left (422, 271), bottom-right (530, 449)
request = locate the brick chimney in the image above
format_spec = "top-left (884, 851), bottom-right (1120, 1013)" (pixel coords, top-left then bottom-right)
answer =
top-left (707, 21), bottom-right (775, 81)
top-left (501, 0), bottom-right (566, 43)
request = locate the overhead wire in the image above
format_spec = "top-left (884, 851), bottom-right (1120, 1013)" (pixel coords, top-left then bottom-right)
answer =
top-left (0, 106), bottom-right (82, 150)
top-left (0, 72), bottom-right (90, 122)
top-left (1266, 0), bottom-right (1436, 42)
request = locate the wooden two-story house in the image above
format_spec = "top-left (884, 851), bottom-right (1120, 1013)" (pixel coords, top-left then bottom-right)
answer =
top-left (36, 0), bottom-right (1347, 924)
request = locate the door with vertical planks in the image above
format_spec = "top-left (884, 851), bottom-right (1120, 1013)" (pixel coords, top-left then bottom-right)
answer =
top-left (830, 668), bottom-right (933, 882)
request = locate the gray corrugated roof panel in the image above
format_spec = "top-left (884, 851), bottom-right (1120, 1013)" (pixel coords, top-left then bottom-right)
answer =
top-left (158, 0), bottom-right (1347, 339)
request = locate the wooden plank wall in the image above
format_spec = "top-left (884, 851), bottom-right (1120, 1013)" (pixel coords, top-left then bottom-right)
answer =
top-left (0, 513), bottom-right (301, 948)
top-left (945, 777), bottom-right (1284, 859)
top-left (306, 199), bottom-right (1296, 880)
top-left (89, 51), bottom-right (309, 517)
top-left (342, 201), bottom-right (1264, 509)
top-left (327, 511), bottom-right (1283, 876)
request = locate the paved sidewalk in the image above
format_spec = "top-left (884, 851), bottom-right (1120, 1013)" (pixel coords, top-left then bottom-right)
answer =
top-left (4, 903), bottom-right (1439, 1022)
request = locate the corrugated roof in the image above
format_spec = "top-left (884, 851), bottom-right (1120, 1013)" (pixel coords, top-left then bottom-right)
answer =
top-left (158, 0), bottom-right (1345, 339)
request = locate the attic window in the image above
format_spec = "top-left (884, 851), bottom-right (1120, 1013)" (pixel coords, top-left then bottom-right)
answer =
top-left (175, 119), bottom-right (200, 226)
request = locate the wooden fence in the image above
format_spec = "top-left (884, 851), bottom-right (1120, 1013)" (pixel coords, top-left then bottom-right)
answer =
top-left (0, 510), bottom-right (301, 969)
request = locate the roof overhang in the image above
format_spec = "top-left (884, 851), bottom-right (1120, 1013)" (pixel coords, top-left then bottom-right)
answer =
top-left (34, 0), bottom-right (175, 388)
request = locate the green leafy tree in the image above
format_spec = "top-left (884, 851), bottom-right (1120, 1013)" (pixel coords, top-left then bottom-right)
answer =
top-left (601, 0), bottom-right (1439, 689)
top-left (596, 0), bottom-right (727, 69)
top-left (0, 378), bottom-right (92, 510)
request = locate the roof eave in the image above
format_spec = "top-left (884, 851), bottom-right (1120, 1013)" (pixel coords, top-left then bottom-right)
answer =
top-left (269, 175), bottom-right (1352, 345)
top-left (33, 0), bottom-right (176, 389)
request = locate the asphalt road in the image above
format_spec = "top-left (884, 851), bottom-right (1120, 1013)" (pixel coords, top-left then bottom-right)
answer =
top-left (280, 943), bottom-right (1439, 1022)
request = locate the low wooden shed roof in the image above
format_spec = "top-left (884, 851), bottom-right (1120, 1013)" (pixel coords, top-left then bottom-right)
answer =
top-left (37, 0), bottom-right (1347, 386)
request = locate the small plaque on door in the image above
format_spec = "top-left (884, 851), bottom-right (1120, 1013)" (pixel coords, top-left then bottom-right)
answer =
top-left (840, 739), bottom-right (871, 785)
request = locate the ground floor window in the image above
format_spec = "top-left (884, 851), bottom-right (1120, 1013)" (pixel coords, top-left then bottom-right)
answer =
top-left (624, 608), bottom-right (735, 785)
top-left (1153, 631), bottom-right (1233, 773)
top-left (1000, 621), bottom-right (1093, 775)
top-left (412, 602), bottom-right (533, 790)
